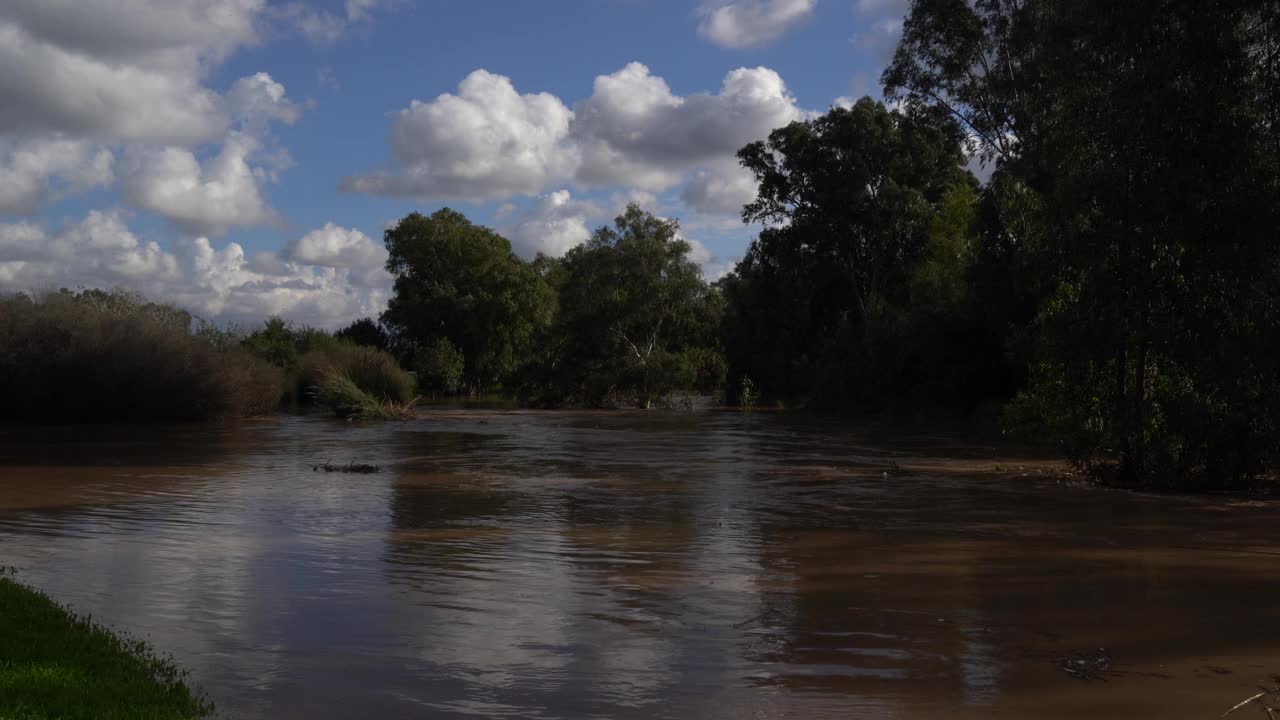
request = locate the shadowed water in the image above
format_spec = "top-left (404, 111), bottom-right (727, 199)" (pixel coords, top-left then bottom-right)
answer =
top-left (1, 410), bottom-right (1277, 719)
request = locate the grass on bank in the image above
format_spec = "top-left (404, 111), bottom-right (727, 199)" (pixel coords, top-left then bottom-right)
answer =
top-left (0, 577), bottom-right (212, 720)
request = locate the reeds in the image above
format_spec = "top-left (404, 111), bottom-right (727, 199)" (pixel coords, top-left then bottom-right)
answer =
top-left (308, 371), bottom-right (418, 421)
top-left (0, 290), bottom-right (284, 422)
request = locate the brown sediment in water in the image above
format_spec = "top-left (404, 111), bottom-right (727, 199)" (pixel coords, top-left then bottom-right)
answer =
top-left (0, 410), bottom-right (1276, 719)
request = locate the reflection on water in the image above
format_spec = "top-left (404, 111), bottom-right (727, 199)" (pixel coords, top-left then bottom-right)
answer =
top-left (1, 411), bottom-right (1278, 719)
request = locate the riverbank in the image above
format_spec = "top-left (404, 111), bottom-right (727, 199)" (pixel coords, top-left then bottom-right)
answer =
top-left (0, 576), bottom-right (211, 720)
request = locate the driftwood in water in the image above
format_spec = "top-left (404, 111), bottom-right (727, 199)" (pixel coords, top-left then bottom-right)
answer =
top-left (313, 459), bottom-right (381, 474)
top-left (1221, 676), bottom-right (1280, 718)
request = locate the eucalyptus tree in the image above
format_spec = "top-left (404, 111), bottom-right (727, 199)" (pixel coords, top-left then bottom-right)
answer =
top-left (886, 0), bottom-right (1280, 488)
top-left (381, 209), bottom-right (554, 394)
top-left (554, 204), bottom-right (724, 407)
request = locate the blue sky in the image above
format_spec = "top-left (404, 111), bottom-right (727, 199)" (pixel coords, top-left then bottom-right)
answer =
top-left (0, 0), bottom-right (908, 327)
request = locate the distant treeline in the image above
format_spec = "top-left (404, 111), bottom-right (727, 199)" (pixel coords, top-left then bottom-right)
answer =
top-left (3, 1), bottom-right (1275, 493)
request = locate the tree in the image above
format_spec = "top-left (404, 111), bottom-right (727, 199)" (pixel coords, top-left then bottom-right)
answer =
top-left (241, 317), bottom-right (301, 373)
top-left (887, 0), bottom-right (1280, 489)
top-left (381, 209), bottom-right (555, 394)
top-left (335, 317), bottom-right (392, 352)
top-left (723, 99), bottom-right (979, 407)
top-left (414, 337), bottom-right (465, 396)
top-left (553, 205), bottom-right (724, 408)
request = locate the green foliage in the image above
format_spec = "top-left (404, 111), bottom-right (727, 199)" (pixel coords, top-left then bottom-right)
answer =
top-left (240, 317), bottom-right (301, 373)
top-left (0, 576), bottom-right (212, 719)
top-left (545, 204), bottom-right (726, 408)
top-left (722, 100), bottom-right (995, 409)
top-left (381, 209), bottom-right (555, 393)
top-left (335, 317), bottom-right (392, 352)
top-left (381, 205), bottom-right (725, 408)
top-left (737, 376), bottom-right (758, 410)
top-left (307, 345), bottom-right (412, 399)
top-left (414, 337), bottom-right (465, 395)
top-left (0, 290), bottom-right (284, 422)
top-left (299, 345), bottom-right (415, 404)
top-left (241, 318), bottom-right (344, 374)
top-left (308, 372), bottom-right (416, 421)
top-left (886, 0), bottom-right (1280, 490)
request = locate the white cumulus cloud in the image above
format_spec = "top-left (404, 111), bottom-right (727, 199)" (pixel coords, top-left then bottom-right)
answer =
top-left (119, 132), bottom-right (280, 237)
top-left (505, 190), bottom-right (602, 259)
top-left (283, 223), bottom-right (387, 275)
top-left (341, 70), bottom-right (577, 201)
top-left (680, 160), bottom-right (758, 216)
top-left (697, 0), bottom-right (816, 49)
top-left (226, 72), bottom-right (303, 130)
top-left (573, 63), bottom-right (806, 190)
top-left (0, 0), bottom-right (265, 144)
top-left (0, 212), bottom-right (392, 328)
top-left (0, 138), bottom-right (113, 217)
top-left (345, 63), bottom-right (806, 215)
top-left (117, 71), bottom-right (301, 236)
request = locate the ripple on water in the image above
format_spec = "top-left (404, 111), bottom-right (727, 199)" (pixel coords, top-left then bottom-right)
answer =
top-left (1, 411), bottom-right (1278, 719)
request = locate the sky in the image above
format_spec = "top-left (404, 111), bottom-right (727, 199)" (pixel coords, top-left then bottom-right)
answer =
top-left (0, 0), bottom-right (910, 328)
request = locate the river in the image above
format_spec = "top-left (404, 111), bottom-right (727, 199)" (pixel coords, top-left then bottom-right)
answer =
top-left (1, 410), bottom-right (1276, 719)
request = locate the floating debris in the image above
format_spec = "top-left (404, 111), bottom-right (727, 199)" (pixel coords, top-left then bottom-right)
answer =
top-left (1055, 647), bottom-right (1113, 681)
top-left (313, 460), bottom-right (381, 474)
top-left (1220, 677), bottom-right (1280, 718)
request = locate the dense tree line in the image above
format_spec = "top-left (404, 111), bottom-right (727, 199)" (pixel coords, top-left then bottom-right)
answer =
top-left (372, 204), bottom-right (723, 408)
top-left (717, 0), bottom-right (1279, 491)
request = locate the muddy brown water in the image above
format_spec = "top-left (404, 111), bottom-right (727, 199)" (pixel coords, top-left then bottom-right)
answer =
top-left (1, 410), bottom-right (1277, 719)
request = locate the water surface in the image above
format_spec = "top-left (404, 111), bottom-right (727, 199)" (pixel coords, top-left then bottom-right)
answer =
top-left (1, 411), bottom-right (1276, 719)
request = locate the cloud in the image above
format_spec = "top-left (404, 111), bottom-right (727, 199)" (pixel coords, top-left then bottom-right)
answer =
top-left (0, 1), bottom-right (266, 144)
top-left (505, 190), bottom-right (604, 259)
top-left (282, 223), bottom-right (387, 276)
top-left (0, 210), bottom-right (180, 286)
top-left (341, 70), bottom-right (577, 201)
top-left (573, 63), bottom-right (806, 190)
top-left (0, 138), bottom-right (113, 217)
top-left (0, 212), bottom-right (392, 328)
top-left (345, 0), bottom-right (379, 21)
top-left (226, 72), bottom-right (303, 131)
top-left (851, 0), bottom-right (907, 59)
top-left (116, 72), bottom-right (300, 236)
top-left (346, 63), bottom-right (806, 213)
top-left (297, 9), bottom-right (346, 44)
top-left (680, 160), bottom-right (756, 216)
top-left (119, 132), bottom-right (280, 237)
top-left (680, 235), bottom-right (734, 281)
top-left (0, 3), bottom-right (305, 231)
top-left (272, 0), bottom-right (385, 46)
top-left (697, 0), bottom-right (816, 49)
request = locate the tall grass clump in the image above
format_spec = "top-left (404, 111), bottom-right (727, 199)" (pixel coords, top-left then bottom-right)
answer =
top-left (299, 345), bottom-right (414, 404)
top-left (0, 289), bottom-right (284, 422)
top-left (298, 344), bottom-right (417, 420)
top-left (308, 371), bottom-right (417, 420)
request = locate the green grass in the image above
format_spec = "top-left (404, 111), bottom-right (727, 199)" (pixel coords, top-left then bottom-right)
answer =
top-left (0, 578), bottom-right (212, 720)
top-left (309, 371), bottom-right (418, 421)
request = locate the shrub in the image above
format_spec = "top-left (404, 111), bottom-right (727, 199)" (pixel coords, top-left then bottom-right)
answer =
top-left (414, 338), bottom-right (465, 396)
top-left (299, 345), bottom-right (414, 403)
top-left (0, 290), bottom-right (284, 422)
top-left (309, 372), bottom-right (416, 421)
